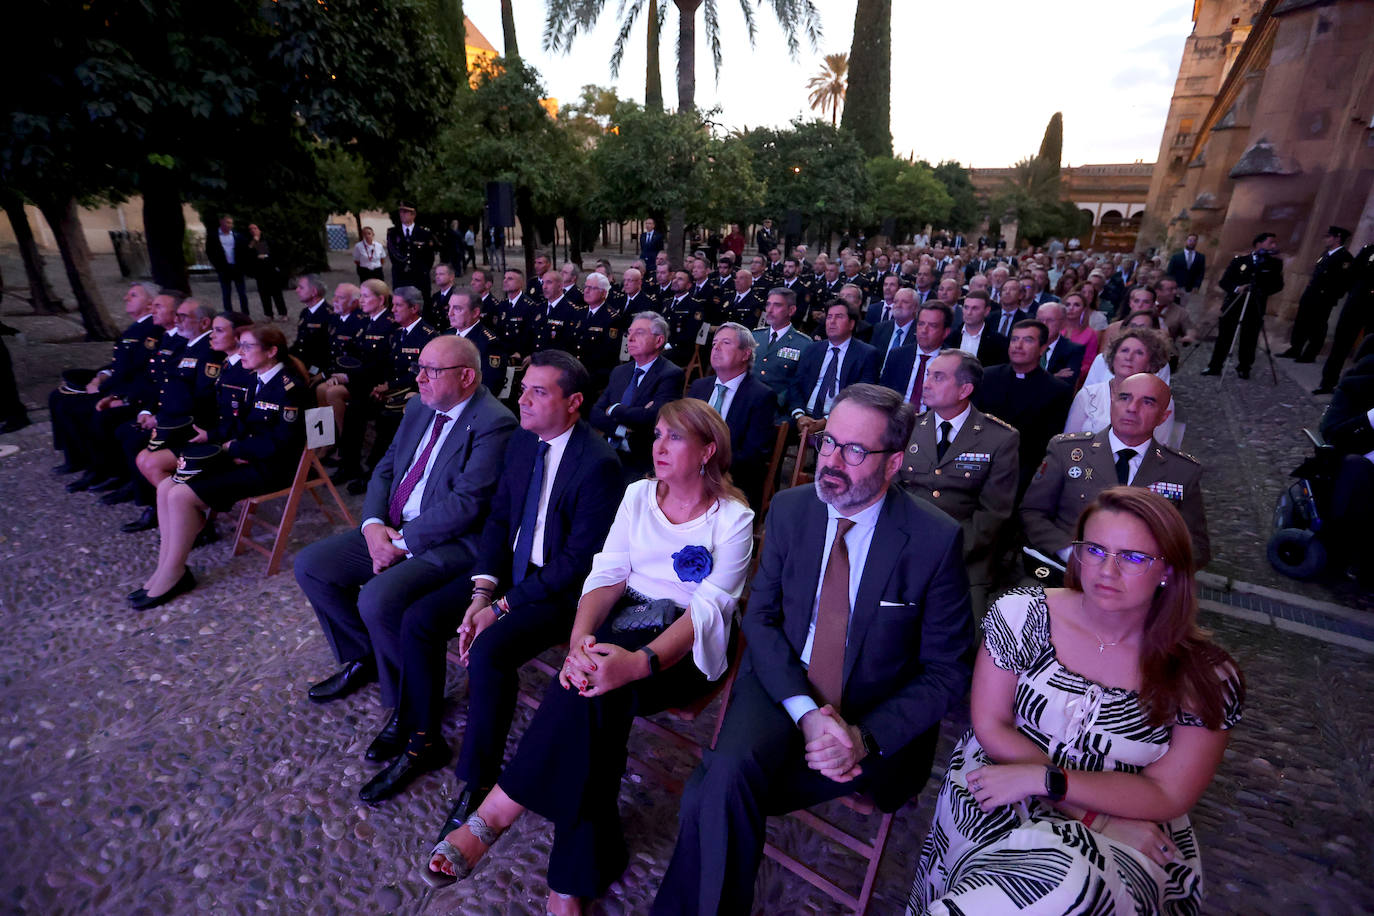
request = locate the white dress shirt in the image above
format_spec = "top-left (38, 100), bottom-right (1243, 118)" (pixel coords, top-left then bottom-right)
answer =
top-left (959, 323), bottom-right (985, 354)
top-left (361, 397), bottom-right (472, 551)
top-left (900, 346), bottom-right (943, 406)
top-left (798, 338), bottom-right (853, 418)
top-left (218, 230), bottom-right (236, 265)
top-left (517, 423), bottom-right (574, 568)
top-left (782, 494), bottom-right (886, 723)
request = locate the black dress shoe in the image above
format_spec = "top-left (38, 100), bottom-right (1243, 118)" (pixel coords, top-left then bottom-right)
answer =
top-left (121, 507), bottom-right (158, 533)
top-left (66, 471), bottom-right (106, 492)
top-left (52, 461), bottom-right (79, 476)
top-left (127, 588), bottom-right (147, 602)
top-left (366, 710), bottom-right (405, 761)
top-left (346, 477), bottom-right (368, 496)
top-left (91, 475), bottom-right (129, 493)
top-left (1313, 386), bottom-right (1335, 396)
top-left (436, 785), bottom-right (491, 843)
top-left (130, 567), bottom-right (196, 610)
top-left (358, 742), bottom-right (451, 805)
top-left (1236, 367), bottom-right (1250, 379)
top-left (101, 481), bottom-right (139, 505)
top-left (1200, 367), bottom-right (1221, 376)
top-left (308, 660), bottom-right (377, 703)
top-left (0, 416), bottom-right (30, 434)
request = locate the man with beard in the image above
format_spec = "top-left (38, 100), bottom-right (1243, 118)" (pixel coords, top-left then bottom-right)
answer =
top-left (651, 384), bottom-right (973, 915)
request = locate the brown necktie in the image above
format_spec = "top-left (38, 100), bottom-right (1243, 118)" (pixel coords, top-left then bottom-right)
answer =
top-left (808, 518), bottom-right (855, 709)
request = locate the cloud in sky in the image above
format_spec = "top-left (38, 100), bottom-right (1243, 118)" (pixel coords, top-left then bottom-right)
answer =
top-left (463, 0), bottom-right (1195, 167)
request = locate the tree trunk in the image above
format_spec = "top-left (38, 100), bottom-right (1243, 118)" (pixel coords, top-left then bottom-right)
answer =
top-left (517, 189), bottom-right (537, 278)
top-left (500, 0), bottom-right (518, 57)
top-left (646, 0), bottom-right (663, 111)
top-left (0, 191), bottom-right (64, 313)
top-left (142, 176), bottom-right (190, 293)
top-left (38, 196), bottom-right (117, 341)
top-left (674, 0), bottom-right (699, 112)
top-left (842, 0), bottom-right (892, 158)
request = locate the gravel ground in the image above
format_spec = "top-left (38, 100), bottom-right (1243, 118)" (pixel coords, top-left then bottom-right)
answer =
top-left (1, 248), bottom-right (1371, 915)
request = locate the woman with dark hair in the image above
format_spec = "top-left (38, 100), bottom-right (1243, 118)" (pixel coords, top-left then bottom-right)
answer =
top-left (908, 487), bottom-right (1243, 915)
top-left (128, 324), bottom-right (309, 609)
top-left (423, 399), bottom-right (754, 916)
top-left (247, 223), bottom-right (288, 320)
top-left (1054, 265), bottom-right (1081, 298)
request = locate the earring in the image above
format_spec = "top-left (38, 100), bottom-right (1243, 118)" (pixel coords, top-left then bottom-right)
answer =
top-left (699, 462), bottom-right (706, 477)
top-left (1159, 580), bottom-right (1168, 587)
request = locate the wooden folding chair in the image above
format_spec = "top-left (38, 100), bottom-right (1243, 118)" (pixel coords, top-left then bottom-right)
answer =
top-left (758, 422), bottom-right (791, 520)
top-left (683, 342), bottom-right (707, 390)
top-left (787, 418), bottom-right (824, 489)
top-left (231, 446), bottom-right (355, 575)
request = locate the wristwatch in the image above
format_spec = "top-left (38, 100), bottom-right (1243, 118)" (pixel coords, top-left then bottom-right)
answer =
top-left (857, 724), bottom-right (881, 758)
top-left (639, 645), bottom-right (660, 676)
top-left (492, 596), bottom-right (511, 619)
top-left (1044, 765), bottom-right (1068, 802)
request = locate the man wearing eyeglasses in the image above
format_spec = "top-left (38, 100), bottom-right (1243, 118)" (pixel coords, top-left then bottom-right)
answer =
top-left (1020, 372), bottom-right (1210, 572)
top-left (653, 384), bottom-right (973, 915)
top-left (295, 335), bottom-right (516, 787)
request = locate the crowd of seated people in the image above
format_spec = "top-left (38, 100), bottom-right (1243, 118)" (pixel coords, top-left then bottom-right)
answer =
top-left (48, 228), bottom-right (1243, 915)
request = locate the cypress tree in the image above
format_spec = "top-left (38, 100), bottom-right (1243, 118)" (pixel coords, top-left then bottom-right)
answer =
top-left (841, 0), bottom-right (892, 158)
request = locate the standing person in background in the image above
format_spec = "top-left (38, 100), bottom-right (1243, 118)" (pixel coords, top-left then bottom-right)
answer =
top-left (1166, 234), bottom-right (1206, 308)
top-left (1202, 232), bottom-right (1285, 381)
top-left (639, 218), bottom-right (664, 265)
top-left (354, 226), bottom-right (386, 282)
top-left (246, 223), bottom-right (288, 320)
top-left (462, 227), bottom-right (478, 271)
top-left (206, 215), bottom-right (251, 314)
top-left (387, 202), bottom-right (436, 301)
top-left (1279, 225), bottom-right (1355, 364)
top-left (1316, 240), bottom-right (1374, 395)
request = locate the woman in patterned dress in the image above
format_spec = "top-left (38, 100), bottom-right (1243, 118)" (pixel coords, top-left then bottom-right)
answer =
top-left (909, 487), bottom-right (1244, 915)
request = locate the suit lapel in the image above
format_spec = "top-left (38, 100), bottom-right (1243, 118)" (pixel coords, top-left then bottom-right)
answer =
top-left (938, 410), bottom-right (978, 467)
top-left (547, 424), bottom-right (583, 516)
top-left (844, 491), bottom-right (908, 688)
top-left (1131, 441), bottom-right (1169, 489)
top-left (630, 360), bottom-right (661, 407)
top-left (789, 497), bottom-right (830, 652)
top-left (1089, 429), bottom-right (1116, 482)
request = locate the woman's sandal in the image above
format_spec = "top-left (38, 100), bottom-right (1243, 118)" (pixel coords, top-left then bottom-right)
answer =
top-left (421, 814), bottom-right (502, 888)
top-left (546, 890), bottom-right (584, 916)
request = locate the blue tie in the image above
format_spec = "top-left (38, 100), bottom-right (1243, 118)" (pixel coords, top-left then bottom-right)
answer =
top-left (511, 440), bottom-right (551, 584)
top-left (812, 347), bottom-right (840, 417)
top-left (622, 366), bottom-right (644, 404)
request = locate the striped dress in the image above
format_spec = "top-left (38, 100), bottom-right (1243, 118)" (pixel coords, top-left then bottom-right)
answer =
top-left (908, 586), bottom-right (1243, 916)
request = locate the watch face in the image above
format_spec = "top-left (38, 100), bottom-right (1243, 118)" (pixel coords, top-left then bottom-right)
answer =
top-left (1046, 766), bottom-right (1068, 800)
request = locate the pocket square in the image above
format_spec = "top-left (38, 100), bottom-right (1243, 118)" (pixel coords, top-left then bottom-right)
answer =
top-left (878, 600), bottom-right (905, 607)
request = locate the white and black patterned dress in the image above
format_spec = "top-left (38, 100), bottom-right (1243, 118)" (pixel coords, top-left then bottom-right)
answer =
top-left (908, 586), bottom-right (1243, 916)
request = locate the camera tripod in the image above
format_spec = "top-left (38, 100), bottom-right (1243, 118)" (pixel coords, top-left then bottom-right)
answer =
top-left (1182, 287), bottom-right (1279, 385)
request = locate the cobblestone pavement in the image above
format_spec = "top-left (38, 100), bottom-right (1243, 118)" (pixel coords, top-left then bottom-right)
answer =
top-left (2, 249), bottom-right (1372, 914)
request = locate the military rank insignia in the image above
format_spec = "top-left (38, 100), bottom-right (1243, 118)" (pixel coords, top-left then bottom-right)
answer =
top-left (1147, 481), bottom-right (1183, 501)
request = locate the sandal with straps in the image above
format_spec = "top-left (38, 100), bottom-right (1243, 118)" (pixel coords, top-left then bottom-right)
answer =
top-left (421, 814), bottom-right (502, 888)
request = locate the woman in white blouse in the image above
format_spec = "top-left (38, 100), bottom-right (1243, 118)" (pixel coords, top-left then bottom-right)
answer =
top-left (424, 399), bottom-right (755, 915)
top-left (352, 226), bottom-right (386, 281)
top-left (1066, 328), bottom-right (1177, 446)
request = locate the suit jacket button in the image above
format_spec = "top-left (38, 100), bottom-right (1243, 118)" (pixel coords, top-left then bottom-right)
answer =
top-left (934, 468), bottom-right (941, 475)
top-left (932, 490), bottom-right (941, 498)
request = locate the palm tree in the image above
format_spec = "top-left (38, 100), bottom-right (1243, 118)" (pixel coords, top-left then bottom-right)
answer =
top-left (807, 52), bottom-right (848, 127)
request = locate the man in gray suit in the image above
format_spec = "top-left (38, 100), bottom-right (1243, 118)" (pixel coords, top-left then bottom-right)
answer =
top-left (295, 336), bottom-right (517, 772)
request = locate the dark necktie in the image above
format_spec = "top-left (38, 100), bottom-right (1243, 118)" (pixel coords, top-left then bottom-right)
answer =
top-left (511, 440), bottom-right (551, 584)
top-left (388, 413), bottom-right (451, 527)
top-left (881, 304), bottom-right (892, 323)
top-left (909, 353), bottom-right (930, 407)
top-left (812, 346), bottom-right (840, 417)
top-left (769, 330), bottom-right (779, 349)
top-left (937, 421), bottom-right (953, 461)
top-left (808, 518), bottom-right (855, 710)
top-left (999, 311), bottom-right (1013, 335)
top-left (622, 366), bottom-right (645, 404)
top-left (890, 327), bottom-right (904, 352)
top-left (1115, 448), bottom-right (1137, 485)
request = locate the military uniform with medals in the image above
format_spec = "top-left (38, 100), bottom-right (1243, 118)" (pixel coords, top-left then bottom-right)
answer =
top-left (528, 297), bottom-right (583, 354)
top-left (1020, 428), bottom-right (1210, 567)
top-left (290, 303), bottom-right (332, 378)
top-left (497, 293), bottom-right (539, 358)
top-left (751, 324), bottom-right (812, 414)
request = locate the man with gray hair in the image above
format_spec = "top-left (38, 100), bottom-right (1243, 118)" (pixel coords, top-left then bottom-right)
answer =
top-left (687, 321), bottom-right (777, 508)
top-left (590, 311), bottom-right (683, 483)
top-left (571, 271), bottom-right (624, 391)
top-left (291, 274), bottom-right (332, 381)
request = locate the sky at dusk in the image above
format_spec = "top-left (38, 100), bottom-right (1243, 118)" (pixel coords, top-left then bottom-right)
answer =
top-left (463, 0), bottom-right (1197, 168)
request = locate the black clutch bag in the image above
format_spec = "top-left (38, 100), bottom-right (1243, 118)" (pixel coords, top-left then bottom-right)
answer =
top-left (608, 588), bottom-right (684, 636)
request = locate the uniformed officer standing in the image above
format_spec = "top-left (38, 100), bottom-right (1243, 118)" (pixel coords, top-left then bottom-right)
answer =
top-left (1317, 240), bottom-right (1374, 395)
top-left (289, 274), bottom-right (332, 381)
top-left (386, 202), bottom-right (436, 300)
top-left (750, 288), bottom-right (811, 416)
top-left (1280, 225), bottom-right (1355, 363)
top-left (897, 350), bottom-right (1019, 616)
top-left (1203, 231), bottom-right (1285, 380)
top-left (1021, 373), bottom-right (1210, 573)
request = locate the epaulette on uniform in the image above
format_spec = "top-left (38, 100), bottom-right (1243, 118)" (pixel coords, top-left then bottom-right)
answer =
top-left (1156, 441), bottom-right (1201, 465)
top-left (983, 412), bottom-right (1017, 432)
top-left (1049, 430), bottom-right (1095, 445)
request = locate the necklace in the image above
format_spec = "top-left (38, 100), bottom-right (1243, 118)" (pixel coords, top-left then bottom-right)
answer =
top-left (1091, 631), bottom-right (1119, 653)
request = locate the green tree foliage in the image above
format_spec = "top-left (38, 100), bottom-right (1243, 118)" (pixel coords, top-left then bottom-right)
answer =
top-left (992, 156), bottom-right (1079, 245)
top-left (931, 160), bottom-right (981, 231)
top-left (741, 120), bottom-right (870, 236)
top-left (1038, 112), bottom-right (1063, 174)
top-left (841, 0), bottom-right (892, 158)
top-left (864, 157), bottom-right (953, 236)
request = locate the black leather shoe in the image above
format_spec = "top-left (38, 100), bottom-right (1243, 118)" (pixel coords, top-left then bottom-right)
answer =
top-left (366, 710), bottom-right (405, 761)
top-left (101, 481), bottom-right (139, 505)
top-left (1236, 367), bottom-right (1251, 379)
top-left (1313, 386), bottom-right (1335, 396)
top-left (121, 507), bottom-right (158, 533)
top-left (66, 471), bottom-right (106, 492)
top-left (130, 567), bottom-right (196, 610)
top-left (346, 477), bottom-right (369, 496)
top-left (358, 743), bottom-right (451, 805)
top-left (1200, 367), bottom-right (1221, 376)
top-left (435, 785), bottom-right (491, 843)
top-left (52, 461), bottom-right (79, 476)
top-left (128, 588), bottom-right (147, 602)
top-left (0, 416), bottom-right (30, 434)
top-left (91, 475), bottom-right (129, 493)
top-left (308, 660), bottom-right (377, 703)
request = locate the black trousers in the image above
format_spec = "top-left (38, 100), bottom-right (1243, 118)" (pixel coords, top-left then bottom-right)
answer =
top-left (112, 420), bottom-right (156, 506)
top-left (499, 622), bottom-right (716, 898)
top-left (653, 672), bottom-right (890, 916)
top-left (1288, 290), bottom-right (1339, 360)
top-left (49, 388), bottom-right (98, 463)
top-left (338, 391), bottom-right (402, 473)
top-left (293, 529), bottom-right (462, 709)
top-left (218, 267), bottom-right (250, 313)
top-left (1324, 455), bottom-right (1374, 577)
top-left (1207, 292), bottom-right (1266, 372)
top-left (1319, 293), bottom-right (1372, 389)
top-left (452, 589), bottom-right (575, 790)
top-left (0, 335), bottom-right (25, 424)
top-left (255, 267), bottom-right (287, 318)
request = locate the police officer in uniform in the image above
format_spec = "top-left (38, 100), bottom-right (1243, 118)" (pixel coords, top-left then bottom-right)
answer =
top-left (1021, 373), bottom-right (1210, 577)
top-left (750, 288), bottom-right (811, 416)
top-left (289, 274), bottom-right (332, 382)
top-left (497, 267), bottom-right (539, 360)
top-left (1280, 225), bottom-right (1355, 363)
top-left (444, 289), bottom-right (507, 395)
top-left (1203, 231), bottom-right (1285, 379)
top-left (332, 281), bottom-right (398, 486)
top-left (661, 268), bottom-right (705, 368)
top-left (571, 272), bottom-right (625, 396)
top-left (525, 253), bottom-right (553, 302)
top-left (897, 350), bottom-right (1019, 616)
top-left (528, 271), bottom-right (583, 354)
top-left (361, 286), bottom-right (438, 489)
top-left (386, 202), bottom-right (436, 300)
top-left (1317, 239), bottom-right (1374, 394)
top-left (722, 269), bottom-right (764, 328)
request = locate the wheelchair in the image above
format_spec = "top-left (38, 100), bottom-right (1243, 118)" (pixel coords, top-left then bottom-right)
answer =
top-left (1266, 429), bottom-right (1341, 580)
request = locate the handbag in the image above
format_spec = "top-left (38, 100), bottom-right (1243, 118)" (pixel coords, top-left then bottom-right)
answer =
top-left (608, 587), bottom-right (684, 636)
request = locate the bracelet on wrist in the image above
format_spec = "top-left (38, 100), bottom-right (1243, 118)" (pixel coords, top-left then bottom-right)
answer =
top-left (1081, 810), bottom-right (1099, 828)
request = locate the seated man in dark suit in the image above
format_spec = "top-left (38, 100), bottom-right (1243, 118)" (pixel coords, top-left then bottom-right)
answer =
top-left (652, 384), bottom-right (974, 915)
top-left (973, 319), bottom-right (1073, 495)
top-left (787, 301), bottom-right (879, 433)
top-left (869, 286), bottom-right (917, 374)
top-left (368, 351), bottom-right (623, 813)
top-left (687, 321), bottom-right (777, 509)
top-left (990, 278), bottom-right (1029, 337)
top-left (944, 290), bottom-right (1008, 367)
top-left (294, 336), bottom-right (517, 798)
top-left (1035, 301), bottom-right (1087, 388)
top-left (590, 311), bottom-right (684, 484)
top-left (879, 302), bottom-right (951, 412)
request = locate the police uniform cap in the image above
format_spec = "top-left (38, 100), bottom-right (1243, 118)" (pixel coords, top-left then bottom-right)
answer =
top-left (59, 368), bottom-right (98, 393)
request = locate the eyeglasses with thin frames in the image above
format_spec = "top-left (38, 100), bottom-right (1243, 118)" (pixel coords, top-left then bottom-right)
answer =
top-left (415, 364), bottom-right (468, 379)
top-left (1070, 541), bottom-right (1163, 577)
top-left (809, 433), bottom-right (900, 467)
